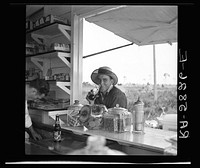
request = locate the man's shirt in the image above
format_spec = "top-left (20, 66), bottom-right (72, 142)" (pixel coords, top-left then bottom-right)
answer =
top-left (94, 85), bottom-right (127, 109)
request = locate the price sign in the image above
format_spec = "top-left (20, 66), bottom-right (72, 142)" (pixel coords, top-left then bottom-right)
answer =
top-left (178, 49), bottom-right (189, 139)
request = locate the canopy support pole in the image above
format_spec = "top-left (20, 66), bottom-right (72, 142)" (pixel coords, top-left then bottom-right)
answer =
top-left (71, 8), bottom-right (83, 104)
top-left (83, 42), bottom-right (133, 59)
top-left (153, 44), bottom-right (157, 102)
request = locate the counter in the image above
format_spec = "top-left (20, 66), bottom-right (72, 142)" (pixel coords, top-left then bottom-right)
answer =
top-left (60, 124), bottom-right (176, 154)
top-left (28, 121), bottom-right (176, 155)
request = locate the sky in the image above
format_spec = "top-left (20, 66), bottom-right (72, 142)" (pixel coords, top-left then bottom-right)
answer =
top-left (82, 19), bottom-right (177, 85)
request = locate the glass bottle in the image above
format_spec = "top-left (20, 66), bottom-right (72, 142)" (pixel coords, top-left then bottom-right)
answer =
top-left (53, 114), bottom-right (61, 142)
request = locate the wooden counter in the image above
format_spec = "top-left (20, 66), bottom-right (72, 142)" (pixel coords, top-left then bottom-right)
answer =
top-left (31, 119), bottom-right (176, 155)
top-left (60, 124), bottom-right (176, 154)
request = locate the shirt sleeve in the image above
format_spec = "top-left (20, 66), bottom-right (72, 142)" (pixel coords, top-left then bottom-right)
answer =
top-left (25, 101), bottom-right (32, 128)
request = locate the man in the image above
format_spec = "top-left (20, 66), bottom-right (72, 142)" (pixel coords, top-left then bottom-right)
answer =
top-left (25, 78), bottom-right (49, 141)
top-left (86, 66), bottom-right (127, 109)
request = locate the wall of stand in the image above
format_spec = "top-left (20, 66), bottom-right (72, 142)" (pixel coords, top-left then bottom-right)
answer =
top-left (26, 22), bottom-right (72, 100)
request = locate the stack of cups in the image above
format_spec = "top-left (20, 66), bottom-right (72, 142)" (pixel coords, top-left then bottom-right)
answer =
top-left (132, 97), bottom-right (145, 134)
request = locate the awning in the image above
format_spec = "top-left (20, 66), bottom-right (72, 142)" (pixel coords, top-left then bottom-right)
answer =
top-left (85, 6), bottom-right (177, 46)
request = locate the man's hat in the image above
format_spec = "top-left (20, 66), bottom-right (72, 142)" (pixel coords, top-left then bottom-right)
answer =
top-left (91, 66), bottom-right (118, 85)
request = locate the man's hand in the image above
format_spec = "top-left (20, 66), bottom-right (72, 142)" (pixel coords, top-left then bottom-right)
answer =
top-left (29, 126), bottom-right (42, 141)
top-left (86, 89), bottom-right (99, 105)
top-left (86, 95), bottom-right (95, 105)
top-left (32, 130), bottom-right (42, 141)
top-left (86, 91), bottom-right (95, 105)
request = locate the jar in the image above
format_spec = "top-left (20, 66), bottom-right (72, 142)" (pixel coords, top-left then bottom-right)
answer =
top-left (68, 100), bottom-right (83, 111)
top-left (79, 104), bottom-right (107, 130)
top-left (67, 100), bottom-right (83, 126)
top-left (102, 113), bottom-right (118, 132)
top-left (103, 104), bottom-right (132, 133)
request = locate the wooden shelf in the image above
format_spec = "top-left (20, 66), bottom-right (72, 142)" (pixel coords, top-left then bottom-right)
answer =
top-left (26, 50), bottom-right (70, 59)
top-left (26, 21), bottom-right (72, 100)
top-left (29, 106), bottom-right (69, 111)
top-left (26, 22), bottom-right (71, 36)
top-left (26, 80), bottom-right (70, 83)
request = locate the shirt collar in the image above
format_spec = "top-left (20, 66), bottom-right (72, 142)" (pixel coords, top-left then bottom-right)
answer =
top-left (100, 84), bottom-right (113, 96)
top-left (107, 84), bottom-right (113, 93)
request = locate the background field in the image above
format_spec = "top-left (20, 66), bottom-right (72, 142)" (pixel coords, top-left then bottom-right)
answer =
top-left (82, 82), bottom-right (177, 121)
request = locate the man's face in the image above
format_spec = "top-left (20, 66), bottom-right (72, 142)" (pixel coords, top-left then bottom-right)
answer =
top-left (98, 74), bottom-right (114, 93)
top-left (28, 88), bottom-right (45, 100)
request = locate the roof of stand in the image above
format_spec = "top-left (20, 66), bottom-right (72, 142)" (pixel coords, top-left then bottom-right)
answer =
top-left (85, 5), bottom-right (177, 46)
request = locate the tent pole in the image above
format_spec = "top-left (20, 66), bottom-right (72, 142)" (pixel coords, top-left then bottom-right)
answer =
top-left (153, 44), bottom-right (157, 102)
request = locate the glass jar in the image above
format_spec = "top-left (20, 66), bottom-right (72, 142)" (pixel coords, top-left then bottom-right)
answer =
top-left (102, 113), bottom-right (119, 132)
top-left (79, 104), bottom-right (106, 130)
top-left (67, 100), bottom-right (83, 126)
top-left (103, 104), bottom-right (132, 133)
top-left (68, 100), bottom-right (83, 111)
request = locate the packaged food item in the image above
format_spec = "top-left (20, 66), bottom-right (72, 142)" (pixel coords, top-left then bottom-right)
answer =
top-left (44, 14), bottom-right (67, 25)
top-left (26, 42), bottom-right (36, 55)
top-left (103, 104), bottom-right (132, 133)
top-left (50, 43), bottom-right (70, 52)
top-left (26, 20), bottom-right (33, 31)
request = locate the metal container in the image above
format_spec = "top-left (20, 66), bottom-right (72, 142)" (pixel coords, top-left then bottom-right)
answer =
top-left (132, 97), bottom-right (145, 133)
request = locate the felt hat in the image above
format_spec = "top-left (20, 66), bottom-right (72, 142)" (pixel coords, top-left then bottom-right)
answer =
top-left (91, 66), bottom-right (118, 85)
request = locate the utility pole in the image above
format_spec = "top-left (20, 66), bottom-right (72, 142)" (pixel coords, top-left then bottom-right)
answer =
top-left (153, 44), bottom-right (157, 102)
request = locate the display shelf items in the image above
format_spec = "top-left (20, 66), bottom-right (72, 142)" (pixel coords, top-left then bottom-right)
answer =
top-left (26, 14), bottom-right (70, 32)
top-left (26, 14), bottom-right (72, 100)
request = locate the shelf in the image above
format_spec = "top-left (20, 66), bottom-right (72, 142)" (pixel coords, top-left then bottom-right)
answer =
top-left (26, 80), bottom-right (70, 95)
top-left (26, 22), bottom-right (71, 36)
top-left (26, 21), bottom-right (72, 101)
top-left (26, 50), bottom-right (70, 59)
top-left (29, 106), bottom-right (69, 111)
top-left (26, 80), bottom-right (70, 83)
top-left (29, 51), bottom-right (71, 70)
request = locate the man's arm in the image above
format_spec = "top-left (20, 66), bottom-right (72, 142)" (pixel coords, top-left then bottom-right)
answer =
top-left (26, 101), bottom-right (42, 140)
top-left (28, 125), bottom-right (42, 140)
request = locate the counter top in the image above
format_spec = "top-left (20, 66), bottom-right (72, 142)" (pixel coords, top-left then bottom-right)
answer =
top-left (32, 121), bottom-right (176, 154)
top-left (60, 124), bottom-right (176, 153)
top-left (29, 109), bottom-right (176, 153)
